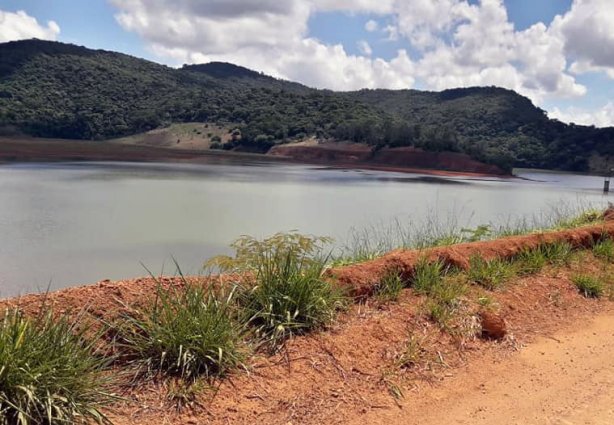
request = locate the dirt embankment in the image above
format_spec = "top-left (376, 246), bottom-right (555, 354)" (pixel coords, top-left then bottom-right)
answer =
top-left (331, 218), bottom-right (614, 298)
top-left (5, 220), bottom-right (612, 316)
top-left (3, 219), bottom-right (614, 424)
top-left (268, 142), bottom-right (507, 176)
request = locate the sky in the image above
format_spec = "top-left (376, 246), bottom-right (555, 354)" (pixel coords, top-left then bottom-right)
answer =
top-left (1, 0), bottom-right (613, 127)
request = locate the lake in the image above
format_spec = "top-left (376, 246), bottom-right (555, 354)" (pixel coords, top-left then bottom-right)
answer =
top-left (0, 159), bottom-right (610, 297)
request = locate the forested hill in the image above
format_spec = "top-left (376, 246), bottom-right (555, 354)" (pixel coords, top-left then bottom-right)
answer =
top-left (1, 39), bottom-right (613, 172)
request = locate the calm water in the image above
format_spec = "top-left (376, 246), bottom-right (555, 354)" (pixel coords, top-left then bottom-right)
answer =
top-left (0, 159), bottom-right (610, 297)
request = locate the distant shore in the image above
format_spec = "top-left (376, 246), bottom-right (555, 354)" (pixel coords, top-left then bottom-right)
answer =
top-left (0, 136), bottom-right (512, 178)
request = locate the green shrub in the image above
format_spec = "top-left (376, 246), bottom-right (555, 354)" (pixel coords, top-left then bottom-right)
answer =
top-left (593, 238), bottom-right (614, 262)
top-left (207, 233), bottom-right (345, 348)
top-left (114, 283), bottom-right (243, 381)
top-left (411, 258), bottom-right (446, 295)
top-left (0, 309), bottom-right (114, 425)
top-left (375, 269), bottom-right (405, 302)
top-left (467, 255), bottom-right (515, 290)
top-left (572, 274), bottom-right (604, 298)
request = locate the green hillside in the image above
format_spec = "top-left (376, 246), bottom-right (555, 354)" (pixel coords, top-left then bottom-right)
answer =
top-left (1, 39), bottom-right (612, 172)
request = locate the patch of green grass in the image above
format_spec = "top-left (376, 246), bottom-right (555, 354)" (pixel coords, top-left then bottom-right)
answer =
top-left (0, 309), bottom-right (115, 425)
top-left (425, 275), bottom-right (467, 328)
top-left (593, 238), bottom-right (614, 262)
top-left (467, 255), bottom-right (516, 290)
top-left (208, 232), bottom-right (346, 349)
top-left (540, 241), bottom-right (574, 266)
top-left (411, 258), bottom-right (446, 295)
top-left (572, 274), bottom-right (604, 298)
top-left (375, 269), bottom-right (405, 302)
top-left (515, 247), bottom-right (547, 275)
top-left (113, 282), bottom-right (243, 381)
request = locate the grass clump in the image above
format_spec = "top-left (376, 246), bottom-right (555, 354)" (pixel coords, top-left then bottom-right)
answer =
top-left (208, 232), bottom-right (345, 348)
top-left (425, 276), bottom-right (467, 328)
top-left (467, 255), bottom-right (515, 290)
top-left (0, 309), bottom-right (114, 425)
top-left (411, 258), bottom-right (446, 295)
top-left (572, 274), bottom-right (604, 298)
top-left (593, 237), bottom-right (614, 262)
top-left (515, 247), bottom-right (547, 275)
top-left (114, 283), bottom-right (243, 381)
top-left (540, 241), bottom-right (574, 266)
top-left (375, 269), bottom-right (405, 302)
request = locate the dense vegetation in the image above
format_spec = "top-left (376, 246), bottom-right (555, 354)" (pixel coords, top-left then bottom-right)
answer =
top-left (1, 39), bottom-right (613, 172)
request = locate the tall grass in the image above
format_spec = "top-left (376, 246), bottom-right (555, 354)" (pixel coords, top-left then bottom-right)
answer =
top-left (113, 282), bottom-right (243, 381)
top-left (0, 309), bottom-right (114, 425)
top-left (337, 201), bottom-right (604, 263)
top-left (207, 233), bottom-right (346, 348)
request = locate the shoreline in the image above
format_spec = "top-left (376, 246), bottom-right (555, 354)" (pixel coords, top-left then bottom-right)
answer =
top-left (0, 136), bottom-right (513, 179)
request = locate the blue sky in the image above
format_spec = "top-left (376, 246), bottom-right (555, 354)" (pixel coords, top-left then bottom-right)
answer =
top-left (1, 0), bottom-right (613, 126)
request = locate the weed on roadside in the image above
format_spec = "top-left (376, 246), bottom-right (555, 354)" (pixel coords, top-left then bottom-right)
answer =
top-left (412, 257), bottom-right (447, 295)
top-left (375, 269), bottom-right (405, 302)
top-left (113, 282), bottom-right (244, 381)
top-left (0, 309), bottom-right (115, 425)
top-left (572, 274), bottom-right (604, 298)
top-left (593, 237), bottom-right (614, 262)
top-left (467, 255), bottom-right (515, 290)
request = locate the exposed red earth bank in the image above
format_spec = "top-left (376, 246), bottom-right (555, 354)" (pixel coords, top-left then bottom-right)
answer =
top-left (0, 137), bottom-right (508, 178)
top-left (3, 213), bottom-right (614, 424)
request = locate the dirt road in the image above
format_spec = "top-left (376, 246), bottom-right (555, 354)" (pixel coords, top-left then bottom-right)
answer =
top-left (354, 313), bottom-right (614, 425)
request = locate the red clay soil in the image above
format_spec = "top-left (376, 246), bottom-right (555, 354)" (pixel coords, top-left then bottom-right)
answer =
top-left (330, 218), bottom-right (614, 298)
top-left (4, 219), bottom-right (611, 317)
top-left (269, 142), bottom-right (507, 176)
top-left (3, 218), bottom-right (614, 424)
top-left (111, 257), bottom-right (613, 424)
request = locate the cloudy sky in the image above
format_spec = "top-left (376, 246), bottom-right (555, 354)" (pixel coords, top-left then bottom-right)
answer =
top-left (1, 0), bottom-right (613, 127)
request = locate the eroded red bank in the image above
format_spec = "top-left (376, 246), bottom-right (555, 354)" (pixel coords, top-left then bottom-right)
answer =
top-left (3, 211), bottom-right (614, 318)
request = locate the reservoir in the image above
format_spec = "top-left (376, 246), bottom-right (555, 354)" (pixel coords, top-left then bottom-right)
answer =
top-left (0, 159), bottom-right (608, 297)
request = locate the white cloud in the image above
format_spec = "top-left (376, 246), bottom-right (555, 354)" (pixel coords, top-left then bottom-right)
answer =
top-left (357, 40), bottom-right (372, 56)
top-left (365, 19), bottom-right (379, 32)
top-left (0, 9), bottom-right (60, 43)
top-left (549, 102), bottom-right (614, 127)
top-left (554, 0), bottom-right (614, 79)
top-left (109, 0), bottom-right (611, 125)
top-left (312, 0), bottom-right (395, 14)
top-left (111, 0), bottom-right (415, 90)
